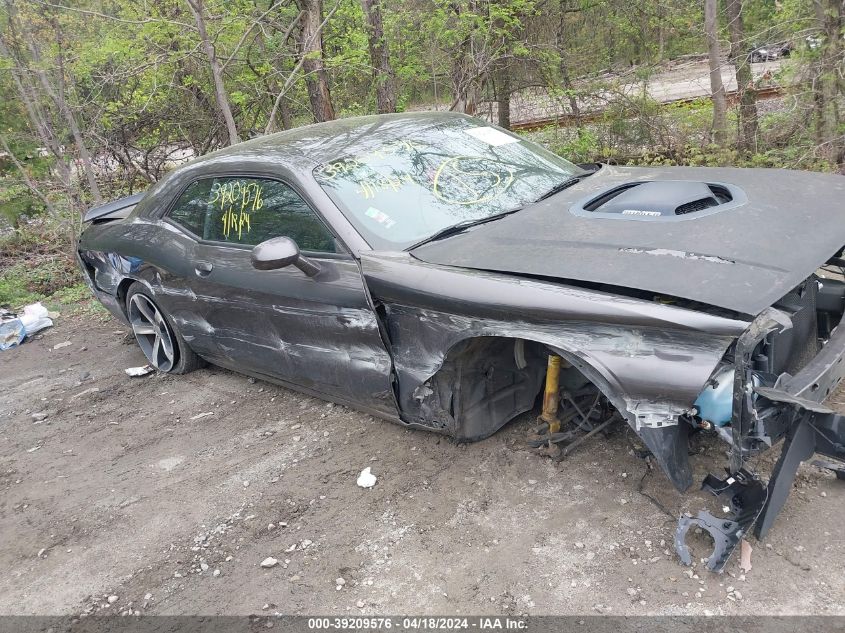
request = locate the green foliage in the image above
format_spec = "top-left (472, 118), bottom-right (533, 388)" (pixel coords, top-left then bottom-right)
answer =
top-left (532, 128), bottom-right (604, 164)
top-left (0, 181), bottom-right (45, 227)
top-left (629, 143), bottom-right (835, 171)
top-left (0, 220), bottom-right (101, 312)
top-left (525, 93), bottom-right (837, 174)
top-left (0, 257), bottom-right (80, 309)
top-left (0, 265), bottom-right (42, 307)
top-left (0, 70), bottom-right (53, 228)
top-left (47, 282), bottom-right (107, 317)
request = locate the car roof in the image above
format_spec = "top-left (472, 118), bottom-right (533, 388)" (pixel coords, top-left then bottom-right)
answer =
top-left (184, 111), bottom-right (479, 178)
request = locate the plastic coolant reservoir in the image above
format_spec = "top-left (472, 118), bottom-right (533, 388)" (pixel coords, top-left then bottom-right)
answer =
top-left (694, 367), bottom-right (736, 427)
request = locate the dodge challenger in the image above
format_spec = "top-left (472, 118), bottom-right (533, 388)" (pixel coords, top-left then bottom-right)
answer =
top-left (77, 112), bottom-right (845, 570)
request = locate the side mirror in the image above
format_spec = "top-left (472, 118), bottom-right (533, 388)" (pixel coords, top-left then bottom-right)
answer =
top-left (251, 237), bottom-right (321, 277)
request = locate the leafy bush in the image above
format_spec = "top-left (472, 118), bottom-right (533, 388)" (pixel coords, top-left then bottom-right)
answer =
top-left (0, 181), bottom-right (46, 228)
top-left (0, 249), bottom-right (81, 310)
top-left (0, 265), bottom-right (42, 307)
top-left (626, 143), bottom-right (834, 171)
top-left (537, 128), bottom-right (605, 164)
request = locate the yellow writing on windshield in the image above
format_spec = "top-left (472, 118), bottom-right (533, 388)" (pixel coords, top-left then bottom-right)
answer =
top-left (432, 157), bottom-right (514, 205)
top-left (355, 173), bottom-right (415, 199)
top-left (211, 180), bottom-right (264, 240)
top-left (316, 158), bottom-right (363, 180)
top-left (315, 140), bottom-right (424, 200)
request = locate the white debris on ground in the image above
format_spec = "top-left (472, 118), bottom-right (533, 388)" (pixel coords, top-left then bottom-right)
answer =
top-left (260, 557), bottom-right (278, 568)
top-left (0, 303), bottom-right (54, 350)
top-left (125, 365), bottom-right (155, 377)
top-left (357, 466), bottom-right (377, 488)
top-left (740, 540), bottom-right (753, 573)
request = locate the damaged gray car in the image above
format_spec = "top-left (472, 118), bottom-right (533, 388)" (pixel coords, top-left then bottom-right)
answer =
top-left (77, 112), bottom-right (845, 570)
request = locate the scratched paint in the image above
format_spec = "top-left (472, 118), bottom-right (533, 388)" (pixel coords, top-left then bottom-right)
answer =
top-left (619, 247), bottom-right (735, 265)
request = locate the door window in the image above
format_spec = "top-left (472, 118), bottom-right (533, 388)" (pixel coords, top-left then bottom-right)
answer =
top-left (168, 177), bottom-right (337, 252)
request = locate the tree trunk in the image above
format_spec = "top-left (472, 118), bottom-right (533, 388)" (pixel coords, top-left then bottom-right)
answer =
top-left (360, 0), bottom-right (397, 114)
top-left (725, 0), bottom-right (758, 151)
top-left (449, 28), bottom-right (467, 110)
top-left (12, 7), bottom-right (103, 205)
top-left (657, 4), bottom-right (666, 62)
top-left (494, 59), bottom-right (511, 129)
top-left (450, 42), bottom-right (476, 114)
top-left (296, 0), bottom-right (336, 122)
top-left (704, 0), bottom-right (728, 145)
top-left (0, 33), bottom-right (76, 196)
top-left (448, 0), bottom-right (481, 115)
top-left (51, 23), bottom-right (103, 205)
top-left (556, 1), bottom-right (582, 127)
top-left (186, 0), bottom-right (241, 146)
top-left (813, 0), bottom-right (844, 163)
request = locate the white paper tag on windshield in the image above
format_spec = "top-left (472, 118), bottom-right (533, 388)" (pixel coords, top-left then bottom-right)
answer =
top-left (465, 126), bottom-right (519, 147)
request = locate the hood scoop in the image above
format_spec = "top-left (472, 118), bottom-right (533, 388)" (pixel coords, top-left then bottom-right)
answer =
top-left (572, 180), bottom-right (743, 221)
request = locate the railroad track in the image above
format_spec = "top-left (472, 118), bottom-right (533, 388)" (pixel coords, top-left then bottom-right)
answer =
top-left (509, 85), bottom-right (785, 132)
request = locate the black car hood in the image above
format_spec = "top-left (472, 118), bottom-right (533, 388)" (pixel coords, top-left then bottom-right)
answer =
top-left (411, 165), bottom-right (845, 315)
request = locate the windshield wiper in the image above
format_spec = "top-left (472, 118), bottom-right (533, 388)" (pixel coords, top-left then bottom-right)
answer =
top-left (407, 207), bottom-right (523, 250)
top-left (406, 172), bottom-right (591, 251)
top-left (534, 175), bottom-right (584, 202)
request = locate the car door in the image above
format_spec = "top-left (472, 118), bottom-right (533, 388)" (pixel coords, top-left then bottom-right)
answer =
top-left (163, 174), bottom-right (397, 417)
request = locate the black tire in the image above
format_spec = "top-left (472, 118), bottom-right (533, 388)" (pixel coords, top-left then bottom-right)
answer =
top-left (125, 282), bottom-right (205, 374)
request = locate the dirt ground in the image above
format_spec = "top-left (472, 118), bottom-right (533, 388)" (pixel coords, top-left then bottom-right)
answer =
top-left (1, 311), bottom-right (844, 617)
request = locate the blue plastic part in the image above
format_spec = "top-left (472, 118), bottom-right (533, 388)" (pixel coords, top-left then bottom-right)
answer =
top-left (694, 367), bottom-right (735, 426)
top-left (0, 319), bottom-right (26, 351)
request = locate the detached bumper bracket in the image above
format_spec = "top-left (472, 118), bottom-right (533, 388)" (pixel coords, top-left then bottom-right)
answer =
top-left (753, 386), bottom-right (845, 539)
top-left (675, 387), bottom-right (845, 571)
top-left (674, 469), bottom-right (767, 572)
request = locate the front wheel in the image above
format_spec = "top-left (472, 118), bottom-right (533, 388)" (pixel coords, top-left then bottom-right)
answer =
top-left (126, 283), bottom-right (204, 374)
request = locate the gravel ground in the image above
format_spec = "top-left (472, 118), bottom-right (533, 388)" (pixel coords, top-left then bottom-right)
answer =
top-left (1, 311), bottom-right (844, 617)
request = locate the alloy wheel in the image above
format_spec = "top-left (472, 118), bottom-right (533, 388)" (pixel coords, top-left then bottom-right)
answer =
top-left (128, 293), bottom-right (176, 372)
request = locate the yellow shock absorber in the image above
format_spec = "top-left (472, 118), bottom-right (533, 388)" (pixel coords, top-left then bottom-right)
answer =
top-left (540, 355), bottom-right (562, 433)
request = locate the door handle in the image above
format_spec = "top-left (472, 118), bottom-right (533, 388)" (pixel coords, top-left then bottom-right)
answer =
top-left (194, 261), bottom-right (213, 276)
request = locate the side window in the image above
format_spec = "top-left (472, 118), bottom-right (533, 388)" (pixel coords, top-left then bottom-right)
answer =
top-left (168, 180), bottom-right (213, 238)
top-left (167, 177), bottom-right (338, 253)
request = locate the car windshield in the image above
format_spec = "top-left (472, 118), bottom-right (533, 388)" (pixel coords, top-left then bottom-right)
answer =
top-left (313, 116), bottom-right (585, 250)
